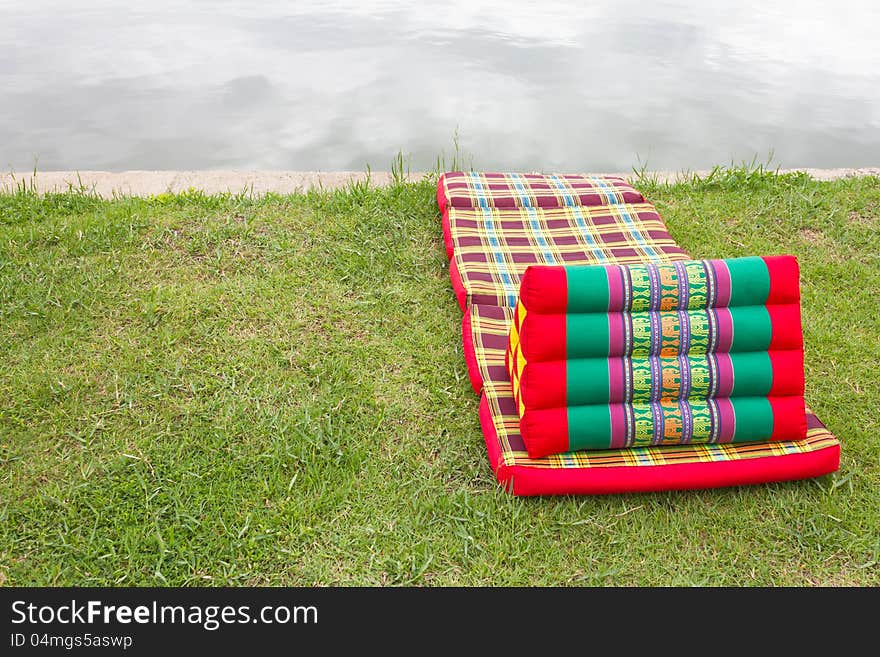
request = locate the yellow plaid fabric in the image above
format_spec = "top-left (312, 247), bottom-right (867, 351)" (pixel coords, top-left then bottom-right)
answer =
top-left (449, 203), bottom-right (688, 308)
top-left (440, 172), bottom-right (646, 210)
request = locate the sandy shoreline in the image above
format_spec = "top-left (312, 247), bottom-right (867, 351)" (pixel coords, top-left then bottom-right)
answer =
top-left (2, 168), bottom-right (878, 198)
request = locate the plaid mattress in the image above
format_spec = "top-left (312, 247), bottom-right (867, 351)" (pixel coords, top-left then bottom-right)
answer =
top-left (449, 203), bottom-right (688, 308)
top-left (441, 173), bottom-right (839, 475)
top-left (438, 172), bottom-right (646, 210)
top-left (472, 303), bottom-right (838, 469)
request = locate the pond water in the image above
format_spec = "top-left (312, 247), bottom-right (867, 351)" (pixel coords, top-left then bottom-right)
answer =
top-left (1, 0), bottom-right (878, 172)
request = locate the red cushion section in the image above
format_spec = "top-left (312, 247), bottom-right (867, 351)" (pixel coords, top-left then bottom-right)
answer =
top-left (769, 350), bottom-right (805, 396)
top-left (436, 174), bottom-right (448, 213)
top-left (521, 265), bottom-right (568, 313)
top-left (769, 397), bottom-right (808, 441)
top-left (462, 312), bottom-right (483, 394)
top-left (441, 208), bottom-right (454, 260)
top-left (763, 255), bottom-right (801, 305)
top-left (480, 395), bottom-right (838, 495)
top-left (449, 258), bottom-right (466, 311)
top-left (768, 303), bottom-right (803, 350)
top-left (510, 445), bottom-right (838, 495)
top-left (519, 407), bottom-right (569, 457)
top-left (519, 360), bottom-right (566, 410)
top-left (520, 313), bottom-right (566, 362)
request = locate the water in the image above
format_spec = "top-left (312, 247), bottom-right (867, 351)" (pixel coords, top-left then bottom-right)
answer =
top-left (1, 0), bottom-right (878, 172)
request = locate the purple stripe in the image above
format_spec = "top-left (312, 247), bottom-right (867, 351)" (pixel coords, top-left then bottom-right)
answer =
top-left (679, 309), bottom-right (691, 353)
top-left (650, 403), bottom-right (664, 445)
top-left (608, 313), bottom-right (625, 356)
top-left (624, 403), bottom-right (635, 447)
top-left (707, 309), bottom-right (719, 353)
top-left (709, 399), bottom-right (719, 441)
top-left (715, 307), bottom-right (734, 352)
top-left (623, 266), bottom-right (633, 311)
top-left (678, 353), bottom-right (691, 397)
top-left (625, 313), bottom-right (633, 357)
top-left (649, 310), bottom-right (662, 356)
top-left (715, 352), bottom-right (734, 397)
top-left (707, 353), bottom-right (718, 398)
top-left (716, 398), bottom-right (737, 442)
top-left (679, 399), bottom-right (693, 444)
top-left (647, 263), bottom-right (661, 309)
top-left (487, 365), bottom-right (510, 381)
top-left (649, 355), bottom-right (661, 401)
top-left (712, 259), bottom-right (732, 307)
top-left (674, 261), bottom-right (689, 309)
top-left (607, 265), bottom-right (625, 311)
top-left (608, 357), bottom-right (625, 403)
top-left (623, 357), bottom-right (634, 404)
top-left (609, 404), bottom-right (627, 448)
top-left (702, 260), bottom-right (716, 307)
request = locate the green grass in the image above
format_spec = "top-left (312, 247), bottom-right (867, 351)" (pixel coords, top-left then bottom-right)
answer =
top-left (1, 167), bottom-right (878, 586)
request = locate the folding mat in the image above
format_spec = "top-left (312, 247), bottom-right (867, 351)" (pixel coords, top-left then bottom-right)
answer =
top-left (438, 171), bottom-right (841, 495)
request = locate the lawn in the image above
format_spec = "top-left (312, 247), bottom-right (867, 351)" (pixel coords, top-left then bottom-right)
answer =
top-left (1, 168), bottom-right (878, 586)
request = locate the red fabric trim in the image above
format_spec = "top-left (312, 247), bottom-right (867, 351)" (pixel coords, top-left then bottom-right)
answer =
top-left (520, 407), bottom-right (570, 457)
top-left (436, 174), bottom-right (448, 213)
top-left (480, 394), bottom-right (840, 495)
top-left (449, 258), bottom-right (466, 311)
top-left (768, 396), bottom-right (808, 441)
top-left (441, 208), bottom-right (454, 260)
top-left (520, 360), bottom-right (566, 410)
top-left (763, 255), bottom-right (801, 305)
top-left (479, 393), bottom-right (838, 496)
top-left (507, 444), bottom-right (839, 495)
top-left (520, 312), bottom-right (566, 363)
top-left (769, 350), bottom-right (805, 396)
top-left (768, 303), bottom-right (803, 350)
top-left (521, 266), bottom-right (567, 313)
top-left (462, 311), bottom-right (483, 394)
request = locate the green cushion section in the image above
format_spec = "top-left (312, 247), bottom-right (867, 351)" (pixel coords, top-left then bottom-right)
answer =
top-left (565, 266), bottom-right (610, 313)
top-left (729, 352), bottom-right (773, 396)
top-left (729, 306), bottom-right (772, 352)
top-left (559, 306), bottom-right (773, 358)
top-left (566, 405), bottom-right (612, 451)
top-left (726, 256), bottom-right (770, 306)
top-left (730, 397), bottom-right (774, 442)
top-left (562, 352), bottom-right (774, 405)
top-left (566, 358), bottom-right (610, 404)
top-left (566, 314), bottom-right (610, 358)
top-left (517, 257), bottom-right (803, 455)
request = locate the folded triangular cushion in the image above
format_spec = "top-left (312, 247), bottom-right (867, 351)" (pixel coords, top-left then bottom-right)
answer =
top-left (506, 256), bottom-right (807, 458)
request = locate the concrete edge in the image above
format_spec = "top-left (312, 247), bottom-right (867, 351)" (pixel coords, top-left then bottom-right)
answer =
top-left (2, 168), bottom-right (878, 198)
